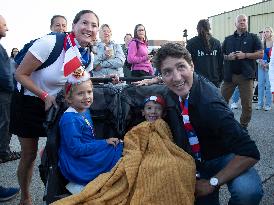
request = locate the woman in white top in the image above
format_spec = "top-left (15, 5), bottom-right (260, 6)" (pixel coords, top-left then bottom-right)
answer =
top-left (13, 10), bottom-right (99, 205)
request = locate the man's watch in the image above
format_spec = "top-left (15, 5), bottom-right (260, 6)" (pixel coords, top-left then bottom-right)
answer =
top-left (209, 177), bottom-right (219, 187)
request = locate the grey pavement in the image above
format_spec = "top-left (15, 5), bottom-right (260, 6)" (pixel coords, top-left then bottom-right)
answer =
top-left (0, 103), bottom-right (274, 205)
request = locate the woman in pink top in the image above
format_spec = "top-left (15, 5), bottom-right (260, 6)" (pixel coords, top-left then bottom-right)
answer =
top-left (127, 24), bottom-right (153, 77)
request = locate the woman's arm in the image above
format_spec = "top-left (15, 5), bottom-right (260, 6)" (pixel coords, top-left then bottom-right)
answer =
top-left (100, 43), bottom-right (125, 69)
top-left (15, 35), bottom-right (60, 110)
top-left (15, 52), bottom-right (56, 110)
top-left (15, 51), bottom-right (43, 96)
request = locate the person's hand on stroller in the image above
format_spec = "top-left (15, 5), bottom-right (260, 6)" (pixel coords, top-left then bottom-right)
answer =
top-left (132, 76), bottom-right (160, 86)
top-left (44, 94), bottom-right (57, 111)
top-left (108, 74), bottom-right (120, 84)
top-left (106, 137), bottom-right (121, 146)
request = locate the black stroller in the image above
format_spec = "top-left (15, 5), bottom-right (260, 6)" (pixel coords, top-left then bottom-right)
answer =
top-left (39, 80), bottom-right (192, 204)
top-left (39, 82), bottom-right (122, 204)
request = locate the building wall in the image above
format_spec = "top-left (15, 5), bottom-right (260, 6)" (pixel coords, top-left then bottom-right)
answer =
top-left (148, 40), bottom-right (184, 46)
top-left (208, 0), bottom-right (274, 42)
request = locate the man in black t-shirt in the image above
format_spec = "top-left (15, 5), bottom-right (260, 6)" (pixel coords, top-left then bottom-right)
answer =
top-left (221, 14), bottom-right (263, 129)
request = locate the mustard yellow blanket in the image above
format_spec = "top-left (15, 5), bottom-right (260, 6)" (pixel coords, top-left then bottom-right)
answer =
top-left (52, 119), bottom-right (196, 205)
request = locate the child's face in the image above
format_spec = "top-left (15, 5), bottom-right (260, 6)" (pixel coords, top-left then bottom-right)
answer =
top-left (67, 80), bottom-right (93, 113)
top-left (142, 101), bottom-right (164, 122)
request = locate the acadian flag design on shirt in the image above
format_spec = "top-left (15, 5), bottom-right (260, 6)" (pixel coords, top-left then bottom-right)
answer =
top-left (63, 33), bottom-right (83, 77)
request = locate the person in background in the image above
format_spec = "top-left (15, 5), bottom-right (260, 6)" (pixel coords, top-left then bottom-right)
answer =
top-left (256, 26), bottom-right (273, 111)
top-left (252, 31), bottom-right (265, 104)
top-left (10, 48), bottom-right (19, 89)
top-left (10, 47), bottom-right (19, 73)
top-left (10, 48), bottom-right (19, 59)
top-left (231, 29), bottom-right (265, 109)
top-left (92, 24), bottom-right (125, 77)
top-left (154, 42), bottom-right (263, 205)
top-left (221, 14), bottom-right (263, 130)
top-left (0, 14), bottom-right (20, 202)
top-left (269, 41), bottom-right (274, 101)
top-left (127, 24), bottom-right (153, 77)
top-left (268, 30), bottom-right (274, 102)
top-left (0, 16), bottom-right (21, 164)
top-left (59, 69), bottom-right (123, 194)
top-left (50, 15), bottom-right (67, 33)
top-left (122, 33), bottom-right (133, 78)
top-left (13, 10), bottom-right (99, 205)
top-left (186, 19), bottom-right (223, 87)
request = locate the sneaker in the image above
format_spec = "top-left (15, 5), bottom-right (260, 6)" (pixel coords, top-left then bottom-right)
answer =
top-left (252, 95), bottom-right (258, 103)
top-left (264, 106), bottom-right (272, 111)
top-left (256, 105), bottom-right (263, 110)
top-left (0, 186), bottom-right (20, 201)
top-left (230, 102), bottom-right (238, 109)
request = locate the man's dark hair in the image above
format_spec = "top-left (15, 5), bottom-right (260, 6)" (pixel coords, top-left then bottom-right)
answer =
top-left (154, 43), bottom-right (192, 72)
top-left (197, 19), bottom-right (212, 51)
top-left (73, 10), bottom-right (99, 27)
top-left (124, 33), bottom-right (132, 41)
top-left (50, 15), bottom-right (67, 27)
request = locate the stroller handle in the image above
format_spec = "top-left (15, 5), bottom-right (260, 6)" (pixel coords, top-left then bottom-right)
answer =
top-left (90, 76), bottom-right (154, 83)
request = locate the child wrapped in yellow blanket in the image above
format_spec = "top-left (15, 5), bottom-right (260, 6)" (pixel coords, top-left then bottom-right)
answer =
top-left (52, 96), bottom-right (196, 205)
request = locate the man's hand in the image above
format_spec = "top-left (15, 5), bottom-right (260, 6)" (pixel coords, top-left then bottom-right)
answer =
top-left (195, 179), bottom-right (216, 197)
top-left (226, 52), bottom-right (237, 61)
top-left (235, 51), bottom-right (246, 60)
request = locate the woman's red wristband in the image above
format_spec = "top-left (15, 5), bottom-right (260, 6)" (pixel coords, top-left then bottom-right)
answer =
top-left (40, 91), bottom-right (49, 101)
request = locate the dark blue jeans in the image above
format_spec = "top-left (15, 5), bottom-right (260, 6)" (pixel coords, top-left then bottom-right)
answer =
top-left (195, 154), bottom-right (263, 205)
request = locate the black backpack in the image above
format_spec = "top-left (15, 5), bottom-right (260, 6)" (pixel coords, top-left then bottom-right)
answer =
top-left (14, 32), bottom-right (66, 70)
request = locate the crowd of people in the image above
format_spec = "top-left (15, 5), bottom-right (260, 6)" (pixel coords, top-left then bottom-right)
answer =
top-left (0, 9), bottom-right (273, 205)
